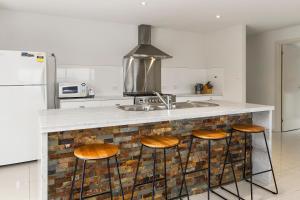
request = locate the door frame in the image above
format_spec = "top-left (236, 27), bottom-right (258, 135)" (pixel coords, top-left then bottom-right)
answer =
top-left (276, 38), bottom-right (300, 132)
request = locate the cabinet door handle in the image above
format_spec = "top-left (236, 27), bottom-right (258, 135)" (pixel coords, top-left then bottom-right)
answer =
top-left (79, 106), bottom-right (85, 108)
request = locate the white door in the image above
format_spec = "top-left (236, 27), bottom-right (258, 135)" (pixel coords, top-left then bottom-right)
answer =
top-left (282, 44), bottom-right (300, 131)
top-left (0, 85), bottom-right (47, 165)
top-left (0, 50), bottom-right (46, 85)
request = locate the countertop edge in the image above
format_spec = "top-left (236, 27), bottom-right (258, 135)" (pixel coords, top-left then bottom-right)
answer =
top-left (41, 105), bottom-right (274, 133)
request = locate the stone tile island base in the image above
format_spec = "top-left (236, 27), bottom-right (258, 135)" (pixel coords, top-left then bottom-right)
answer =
top-left (48, 114), bottom-right (252, 200)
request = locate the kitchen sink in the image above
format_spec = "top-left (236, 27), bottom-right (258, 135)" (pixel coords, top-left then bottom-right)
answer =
top-left (117, 101), bottom-right (219, 111)
top-left (173, 101), bottom-right (219, 109)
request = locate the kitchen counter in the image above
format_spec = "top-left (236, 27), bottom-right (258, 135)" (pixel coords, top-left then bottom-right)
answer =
top-left (58, 93), bottom-right (222, 103)
top-left (39, 100), bottom-right (274, 200)
top-left (40, 100), bottom-right (273, 133)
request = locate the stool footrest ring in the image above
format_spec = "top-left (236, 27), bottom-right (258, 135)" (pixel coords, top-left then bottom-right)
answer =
top-left (167, 193), bottom-right (189, 200)
top-left (133, 177), bottom-right (165, 188)
top-left (81, 191), bottom-right (111, 199)
top-left (184, 167), bottom-right (208, 175)
top-left (210, 189), bottom-right (229, 200)
top-left (244, 179), bottom-right (278, 194)
top-left (252, 169), bottom-right (272, 176)
top-left (224, 158), bottom-right (245, 165)
top-left (219, 186), bottom-right (246, 200)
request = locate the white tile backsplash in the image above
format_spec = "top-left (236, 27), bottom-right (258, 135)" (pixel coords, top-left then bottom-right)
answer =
top-left (161, 67), bottom-right (207, 94)
top-left (57, 65), bottom-right (224, 96)
top-left (206, 68), bottom-right (224, 96)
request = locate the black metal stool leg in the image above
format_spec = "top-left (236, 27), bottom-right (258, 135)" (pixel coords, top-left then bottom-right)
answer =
top-left (131, 145), bottom-right (144, 200)
top-left (242, 131), bottom-right (253, 200)
top-left (263, 131), bottom-right (279, 194)
top-left (179, 136), bottom-right (193, 197)
top-left (176, 145), bottom-right (190, 200)
top-left (243, 132), bottom-right (247, 179)
top-left (244, 131), bottom-right (279, 195)
top-left (80, 160), bottom-right (87, 200)
top-left (219, 133), bottom-right (231, 186)
top-left (216, 132), bottom-right (245, 200)
top-left (227, 134), bottom-right (242, 200)
top-left (152, 148), bottom-right (157, 200)
top-left (115, 155), bottom-right (125, 200)
top-left (163, 149), bottom-right (168, 200)
top-left (249, 136), bottom-right (253, 200)
top-left (107, 158), bottom-right (113, 200)
top-left (70, 158), bottom-right (78, 200)
top-left (208, 139), bottom-right (211, 200)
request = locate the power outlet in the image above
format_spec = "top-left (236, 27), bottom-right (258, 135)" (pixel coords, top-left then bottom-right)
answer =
top-left (15, 180), bottom-right (21, 190)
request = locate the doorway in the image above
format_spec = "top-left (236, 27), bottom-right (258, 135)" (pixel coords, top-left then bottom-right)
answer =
top-left (281, 42), bottom-right (300, 132)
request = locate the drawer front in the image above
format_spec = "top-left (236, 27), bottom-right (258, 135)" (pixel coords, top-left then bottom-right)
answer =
top-left (59, 99), bottom-right (133, 109)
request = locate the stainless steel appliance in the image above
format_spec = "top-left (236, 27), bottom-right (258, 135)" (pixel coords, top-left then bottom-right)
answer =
top-left (58, 82), bottom-right (88, 98)
top-left (0, 50), bottom-right (57, 166)
top-left (117, 100), bottom-right (219, 111)
top-left (123, 24), bottom-right (172, 96)
top-left (134, 94), bottom-right (176, 105)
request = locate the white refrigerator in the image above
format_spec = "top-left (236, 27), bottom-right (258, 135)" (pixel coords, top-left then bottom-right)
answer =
top-left (0, 50), bottom-right (56, 166)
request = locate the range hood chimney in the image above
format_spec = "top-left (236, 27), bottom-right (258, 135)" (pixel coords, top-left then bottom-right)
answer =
top-left (123, 24), bottom-right (172, 96)
top-left (124, 24), bottom-right (172, 59)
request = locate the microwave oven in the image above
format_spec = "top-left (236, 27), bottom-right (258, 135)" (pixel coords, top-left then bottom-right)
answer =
top-left (58, 83), bottom-right (88, 98)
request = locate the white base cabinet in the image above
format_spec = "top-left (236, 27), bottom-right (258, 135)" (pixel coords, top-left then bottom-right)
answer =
top-left (59, 95), bottom-right (223, 109)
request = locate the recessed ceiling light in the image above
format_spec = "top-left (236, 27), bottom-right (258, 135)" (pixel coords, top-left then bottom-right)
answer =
top-left (216, 15), bottom-right (221, 19)
top-left (141, 1), bottom-right (147, 6)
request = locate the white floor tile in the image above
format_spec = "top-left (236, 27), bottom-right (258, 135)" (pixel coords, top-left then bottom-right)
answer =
top-left (191, 131), bottom-right (300, 200)
top-left (0, 163), bottom-right (30, 200)
top-left (29, 162), bottom-right (40, 200)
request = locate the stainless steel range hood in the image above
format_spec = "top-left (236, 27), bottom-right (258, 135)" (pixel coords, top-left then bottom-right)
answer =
top-left (123, 24), bottom-right (172, 96)
top-left (124, 25), bottom-right (172, 59)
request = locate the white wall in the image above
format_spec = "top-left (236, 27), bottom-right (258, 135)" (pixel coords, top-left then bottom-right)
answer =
top-left (0, 9), bottom-right (205, 68)
top-left (247, 24), bottom-right (300, 131)
top-left (203, 25), bottom-right (247, 103)
top-left (0, 9), bottom-right (245, 99)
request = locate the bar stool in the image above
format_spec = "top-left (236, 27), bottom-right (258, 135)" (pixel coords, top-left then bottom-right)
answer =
top-left (180, 130), bottom-right (241, 200)
top-left (69, 143), bottom-right (124, 200)
top-left (131, 135), bottom-right (189, 200)
top-left (219, 124), bottom-right (278, 200)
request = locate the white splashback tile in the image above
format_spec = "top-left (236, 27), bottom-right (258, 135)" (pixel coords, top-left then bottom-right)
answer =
top-left (57, 65), bottom-right (123, 96)
top-left (206, 68), bottom-right (224, 96)
top-left (57, 65), bottom-right (224, 96)
top-left (90, 66), bottom-right (123, 96)
top-left (162, 67), bottom-right (207, 94)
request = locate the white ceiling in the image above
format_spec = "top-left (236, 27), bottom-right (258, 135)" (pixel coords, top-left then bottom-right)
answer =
top-left (1, 0), bottom-right (300, 34)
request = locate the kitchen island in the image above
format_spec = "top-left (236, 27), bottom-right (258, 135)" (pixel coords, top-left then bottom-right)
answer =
top-left (39, 100), bottom-right (274, 200)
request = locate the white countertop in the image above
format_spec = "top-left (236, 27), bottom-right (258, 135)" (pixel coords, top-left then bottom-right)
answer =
top-left (58, 93), bottom-right (222, 102)
top-left (40, 100), bottom-right (274, 133)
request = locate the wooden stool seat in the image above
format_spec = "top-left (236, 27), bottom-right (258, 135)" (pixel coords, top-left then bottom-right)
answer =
top-left (141, 135), bottom-right (179, 148)
top-left (232, 124), bottom-right (265, 133)
top-left (74, 143), bottom-right (118, 160)
top-left (192, 130), bottom-right (228, 140)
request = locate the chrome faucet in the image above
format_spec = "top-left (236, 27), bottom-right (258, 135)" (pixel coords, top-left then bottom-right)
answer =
top-left (153, 91), bottom-right (173, 110)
